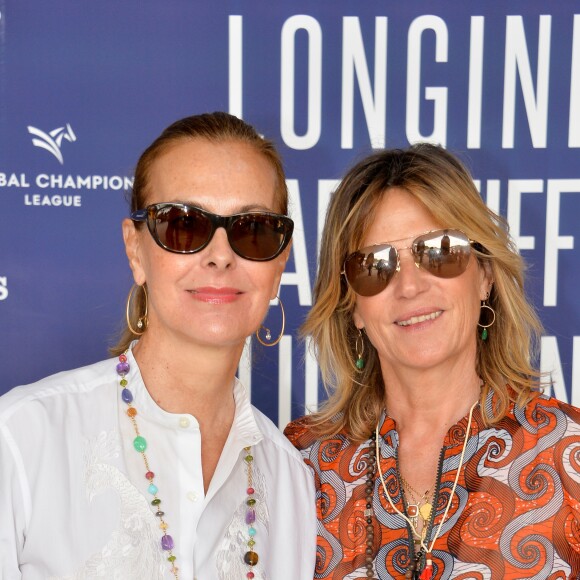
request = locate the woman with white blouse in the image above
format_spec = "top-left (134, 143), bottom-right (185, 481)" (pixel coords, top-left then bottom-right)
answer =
top-left (0, 112), bottom-right (316, 580)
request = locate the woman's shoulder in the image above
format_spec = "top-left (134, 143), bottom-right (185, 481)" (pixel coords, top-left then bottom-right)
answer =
top-left (534, 392), bottom-right (580, 419)
top-left (511, 391), bottom-right (580, 431)
top-left (284, 415), bottom-right (316, 450)
top-left (250, 407), bottom-right (314, 468)
top-left (0, 357), bottom-right (117, 424)
top-left (284, 414), bottom-right (353, 452)
top-left (0, 357), bottom-right (120, 485)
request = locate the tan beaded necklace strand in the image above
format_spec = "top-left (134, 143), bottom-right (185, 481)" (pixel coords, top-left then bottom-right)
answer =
top-left (373, 400), bottom-right (477, 579)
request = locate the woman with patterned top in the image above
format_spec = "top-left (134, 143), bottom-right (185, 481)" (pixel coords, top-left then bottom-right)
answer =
top-left (285, 144), bottom-right (580, 579)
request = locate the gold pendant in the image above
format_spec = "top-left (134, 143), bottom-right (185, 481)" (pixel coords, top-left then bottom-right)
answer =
top-left (419, 502), bottom-right (432, 521)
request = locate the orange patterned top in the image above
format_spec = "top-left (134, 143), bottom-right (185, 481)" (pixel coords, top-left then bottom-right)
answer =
top-left (285, 392), bottom-right (580, 579)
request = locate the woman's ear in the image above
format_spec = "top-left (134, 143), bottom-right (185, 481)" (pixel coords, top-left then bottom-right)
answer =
top-left (478, 260), bottom-right (494, 301)
top-left (352, 303), bottom-right (365, 330)
top-left (122, 218), bottom-right (147, 286)
top-left (269, 241), bottom-right (292, 300)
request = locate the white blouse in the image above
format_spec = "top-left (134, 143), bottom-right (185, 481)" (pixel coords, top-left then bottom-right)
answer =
top-left (0, 349), bottom-right (316, 580)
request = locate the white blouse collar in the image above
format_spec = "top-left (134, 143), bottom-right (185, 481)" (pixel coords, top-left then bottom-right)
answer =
top-left (124, 346), bottom-right (262, 448)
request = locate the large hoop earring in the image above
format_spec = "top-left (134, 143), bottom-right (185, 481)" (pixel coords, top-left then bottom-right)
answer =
top-left (255, 296), bottom-right (285, 347)
top-left (478, 291), bottom-right (495, 341)
top-left (126, 284), bottom-right (148, 336)
top-left (355, 329), bottom-right (365, 370)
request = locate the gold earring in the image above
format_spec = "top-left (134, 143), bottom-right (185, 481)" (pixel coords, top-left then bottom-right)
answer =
top-left (126, 284), bottom-right (148, 336)
top-left (355, 329), bottom-right (365, 370)
top-left (478, 290), bottom-right (496, 341)
top-left (255, 296), bottom-right (285, 347)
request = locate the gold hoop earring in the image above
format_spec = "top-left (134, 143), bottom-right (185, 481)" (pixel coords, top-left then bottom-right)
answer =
top-left (478, 291), bottom-right (495, 341)
top-left (255, 296), bottom-right (285, 347)
top-left (126, 284), bottom-right (148, 336)
top-left (355, 329), bottom-right (365, 370)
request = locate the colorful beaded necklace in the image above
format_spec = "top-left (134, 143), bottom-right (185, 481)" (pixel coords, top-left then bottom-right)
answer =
top-left (116, 353), bottom-right (259, 579)
top-left (366, 401), bottom-right (477, 579)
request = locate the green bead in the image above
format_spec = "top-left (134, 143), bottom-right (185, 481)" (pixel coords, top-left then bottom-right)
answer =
top-left (245, 455), bottom-right (253, 463)
top-left (481, 327), bottom-right (488, 341)
top-left (168, 555), bottom-right (176, 562)
top-left (247, 498), bottom-right (256, 506)
top-left (133, 436), bottom-right (147, 452)
top-left (152, 498), bottom-right (161, 505)
top-left (120, 379), bottom-right (128, 386)
top-left (248, 539), bottom-right (256, 547)
top-left (356, 357), bottom-right (365, 370)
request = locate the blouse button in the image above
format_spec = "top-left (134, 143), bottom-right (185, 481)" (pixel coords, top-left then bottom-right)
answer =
top-left (179, 417), bottom-right (190, 428)
top-left (187, 491), bottom-right (199, 502)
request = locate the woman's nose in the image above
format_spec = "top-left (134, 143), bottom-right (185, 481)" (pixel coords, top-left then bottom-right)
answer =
top-left (201, 227), bottom-right (236, 269)
top-left (392, 248), bottom-right (429, 298)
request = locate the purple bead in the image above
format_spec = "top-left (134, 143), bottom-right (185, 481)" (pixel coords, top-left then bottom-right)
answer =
top-left (116, 361), bottom-right (130, 375)
top-left (245, 508), bottom-right (256, 525)
top-left (161, 534), bottom-right (174, 551)
top-left (121, 388), bottom-right (133, 403)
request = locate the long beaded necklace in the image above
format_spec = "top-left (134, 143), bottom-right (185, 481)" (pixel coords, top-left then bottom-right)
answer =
top-left (366, 401), bottom-right (477, 579)
top-left (116, 353), bottom-right (260, 579)
top-left (364, 429), bottom-right (377, 578)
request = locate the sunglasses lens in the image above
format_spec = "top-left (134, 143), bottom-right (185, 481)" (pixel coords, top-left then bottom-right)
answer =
top-left (344, 244), bottom-right (398, 297)
top-left (344, 230), bottom-right (474, 297)
top-left (154, 205), bottom-right (211, 252)
top-left (414, 230), bottom-right (471, 278)
top-left (230, 214), bottom-right (291, 260)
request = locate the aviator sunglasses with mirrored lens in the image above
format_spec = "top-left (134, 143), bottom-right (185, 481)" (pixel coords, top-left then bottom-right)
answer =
top-left (131, 203), bottom-right (294, 261)
top-left (343, 228), bottom-right (484, 297)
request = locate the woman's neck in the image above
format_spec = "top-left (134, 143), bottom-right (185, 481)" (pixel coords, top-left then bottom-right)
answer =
top-left (131, 330), bottom-right (244, 424)
top-left (381, 363), bottom-right (481, 496)
top-left (381, 362), bottom-right (482, 435)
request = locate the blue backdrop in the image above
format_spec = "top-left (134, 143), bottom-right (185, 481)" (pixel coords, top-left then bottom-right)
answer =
top-left (1, 1), bottom-right (579, 427)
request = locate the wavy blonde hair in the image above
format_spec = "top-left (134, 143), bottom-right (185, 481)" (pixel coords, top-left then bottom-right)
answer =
top-left (110, 112), bottom-right (289, 356)
top-left (303, 144), bottom-right (543, 443)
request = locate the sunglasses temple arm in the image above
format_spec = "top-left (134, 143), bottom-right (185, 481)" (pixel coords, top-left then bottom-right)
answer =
top-left (130, 209), bottom-right (148, 222)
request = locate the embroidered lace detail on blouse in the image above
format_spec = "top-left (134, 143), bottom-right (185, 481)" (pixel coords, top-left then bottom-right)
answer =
top-left (51, 431), bottom-right (166, 580)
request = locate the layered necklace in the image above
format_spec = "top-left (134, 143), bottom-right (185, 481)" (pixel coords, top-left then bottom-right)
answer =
top-left (116, 353), bottom-right (259, 579)
top-left (365, 401), bottom-right (477, 579)
top-left (399, 476), bottom-right (435, 549)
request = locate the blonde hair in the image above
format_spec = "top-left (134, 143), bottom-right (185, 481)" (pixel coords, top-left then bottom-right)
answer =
top-left (110, 112), bottom-right (288, 356)
top-left (303, 144), bottom-right (543, 443)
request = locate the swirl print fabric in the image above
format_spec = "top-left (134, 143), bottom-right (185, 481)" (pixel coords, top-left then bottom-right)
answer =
top-left (286, 392), bottom-right (580, 579)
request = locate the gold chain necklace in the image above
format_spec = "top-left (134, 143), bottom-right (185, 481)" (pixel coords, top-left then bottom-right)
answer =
top-left (399, 476), bottom-right (434, 545)
top-left (373, 400), bottom-right (477, 579)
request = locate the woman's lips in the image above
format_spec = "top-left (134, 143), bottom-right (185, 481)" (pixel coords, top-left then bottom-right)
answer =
top-left (189, 287), bottom-right (243, 304)
top-left (396, 310), bottom-right (443, 327)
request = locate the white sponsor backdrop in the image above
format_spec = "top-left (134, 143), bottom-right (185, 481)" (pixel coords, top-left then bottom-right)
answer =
top-left (1, 1), bottom-right (579, 426)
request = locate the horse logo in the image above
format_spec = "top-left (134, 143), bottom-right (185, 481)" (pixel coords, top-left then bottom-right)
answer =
top-left (27, 123), bottom-right (77, 164)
